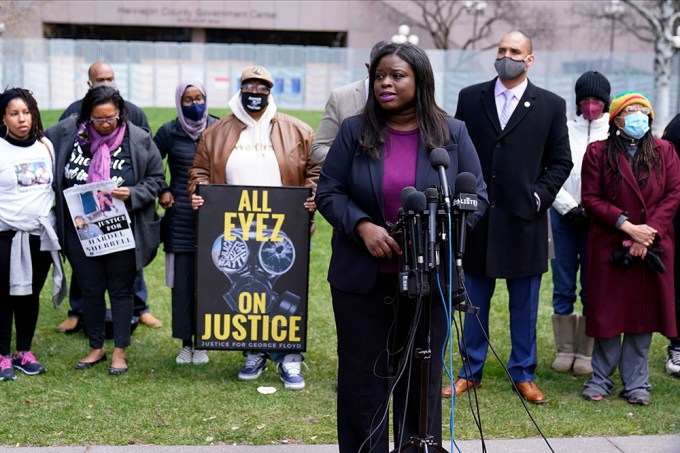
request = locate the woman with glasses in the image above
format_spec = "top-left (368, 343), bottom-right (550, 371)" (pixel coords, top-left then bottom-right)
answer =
top-left (154, 81), bottom-right (218, 365)
top-left (47, 85), bottom-right (164, 375)
top-left (581, 91), bottom-right (680, 405)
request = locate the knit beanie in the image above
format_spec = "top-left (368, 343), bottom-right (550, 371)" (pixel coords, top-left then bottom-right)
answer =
top-left (609, 91), bottom-right (654, 124)
top-left (575, 71), bottom-right (611, 112)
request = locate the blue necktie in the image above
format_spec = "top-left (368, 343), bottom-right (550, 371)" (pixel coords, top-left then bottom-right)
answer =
top-left (500, 90), bottom-right (514, 130)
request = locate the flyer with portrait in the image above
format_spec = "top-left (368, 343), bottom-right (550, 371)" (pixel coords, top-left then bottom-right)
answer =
top-left (63, 180), bottom-right (135, 256)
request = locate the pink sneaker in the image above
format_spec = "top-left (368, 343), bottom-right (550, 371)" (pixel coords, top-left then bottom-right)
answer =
top-left (12, 351), bottom-right (46, 375)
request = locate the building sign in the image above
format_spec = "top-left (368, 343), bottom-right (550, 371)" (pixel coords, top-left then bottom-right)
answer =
top-left (115, 5), bottom-right (277, 26)
top-left (195, 185), bottom-right (311, 352)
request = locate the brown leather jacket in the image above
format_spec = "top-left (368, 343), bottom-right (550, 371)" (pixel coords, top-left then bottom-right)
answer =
top-left (188, 112), bottom-right (319, 196)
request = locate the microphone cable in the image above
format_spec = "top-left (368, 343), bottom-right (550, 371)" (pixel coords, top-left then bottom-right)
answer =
top-left (358, 265), bottom-right (428, 452)
top-left (438, 210), bottom-right (485, 453)
top-left (456, 280), bottom-right (556, 453)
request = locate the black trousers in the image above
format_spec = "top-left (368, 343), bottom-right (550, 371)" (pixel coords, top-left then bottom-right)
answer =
top-left (0, 233), bottom-right (52, 356)
top-left (171, 252), bottom-right (196, 341)
top-left (64, 227), bottom-right (136, 349)
top-left (332, 274), bottom-right (446, 453)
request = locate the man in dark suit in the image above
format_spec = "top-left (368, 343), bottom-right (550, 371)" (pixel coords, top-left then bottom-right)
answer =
top-left (443, 30), bottom-right (572, 403)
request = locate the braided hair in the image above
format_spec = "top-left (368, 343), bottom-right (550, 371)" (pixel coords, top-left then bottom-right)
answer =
top-left (0, 87), bottom-right (45, 140)
top-left (605, 123), bottom-right (662, 194)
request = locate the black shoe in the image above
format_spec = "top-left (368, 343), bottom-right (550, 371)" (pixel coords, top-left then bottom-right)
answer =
top-left (108, 366), bottom-right (128, 375)
top-left (75, 354), bottom-right (107, 370)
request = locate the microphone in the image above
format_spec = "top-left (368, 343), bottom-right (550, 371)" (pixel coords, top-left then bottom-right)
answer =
top-left (430, 148), bottom-right (451, 211)
top-left (406, 190), bottom-right (427, 273)
top-left (400, 187), bottom-right (418, 272)
top-left (424, 187), bottom-right (439, 269)
top-left (453, 172), bottom-right (478, 262)
top-left (395, 207), bottom-right (409, 268)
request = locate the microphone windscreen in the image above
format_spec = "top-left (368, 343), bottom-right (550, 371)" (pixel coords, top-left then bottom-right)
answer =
top-left (424, 187), bottom-right (439, 203)
top-left (454, 172), bottom-right (477, 195)
top-left (401, 186), bottom-right (417, 208)
top-left (406, 190), bottom-right (427, 213)
top-left (430, 148), bottom-right (449, 170)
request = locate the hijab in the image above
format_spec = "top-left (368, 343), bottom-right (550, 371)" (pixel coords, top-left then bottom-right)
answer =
top-left (175, 81), bottom-right (208, 141)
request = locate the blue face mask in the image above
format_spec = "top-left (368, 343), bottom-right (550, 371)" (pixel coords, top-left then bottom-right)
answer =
top-left (181, 102), bottom-right (206, 121)
top-left (621, 111), bottom-right (650, 139)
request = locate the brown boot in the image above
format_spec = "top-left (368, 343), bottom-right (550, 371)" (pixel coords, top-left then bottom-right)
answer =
top-left (139, 312), bottom-right (162, 328)
top-left (573, 315), bottom-right (593, 375)
top-left (58, 316), bottom-right (81, 333)
top-left (550, 313), bottom-right (576, 372)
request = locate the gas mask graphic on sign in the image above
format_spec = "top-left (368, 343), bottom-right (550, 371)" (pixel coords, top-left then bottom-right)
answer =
top-left (211, 228), bottom-right (300, 316)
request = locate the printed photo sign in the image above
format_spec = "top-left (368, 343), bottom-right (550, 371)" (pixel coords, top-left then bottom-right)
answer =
top-left (63, 180), bottom-right (135, 256)
top-left (195, 185), bottom-right (311, 352)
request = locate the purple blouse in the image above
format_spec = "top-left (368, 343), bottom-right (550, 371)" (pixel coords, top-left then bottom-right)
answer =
top-left (379, 126), bottom-right (419, 273)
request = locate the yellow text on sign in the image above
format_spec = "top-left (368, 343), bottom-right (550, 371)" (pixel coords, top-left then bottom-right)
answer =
top-left (201, 314), bottom-right (302, 342)
top-left (224, 189), bottom-right (284, 241)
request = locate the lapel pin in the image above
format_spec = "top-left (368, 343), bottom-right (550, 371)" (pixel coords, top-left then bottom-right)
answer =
top-left (524, 101), bottom-right (531, 107)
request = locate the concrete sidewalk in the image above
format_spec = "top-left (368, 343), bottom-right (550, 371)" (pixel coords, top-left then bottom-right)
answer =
top-left (4, 434), bottom-right (680, 453)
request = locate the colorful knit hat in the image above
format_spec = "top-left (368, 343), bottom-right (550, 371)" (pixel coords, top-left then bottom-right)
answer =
top-left (609, 91), bottom-right (654, 124)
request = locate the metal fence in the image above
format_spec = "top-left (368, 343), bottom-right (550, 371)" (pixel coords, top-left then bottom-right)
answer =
top-left (0, 38), bottom-right (671, 119)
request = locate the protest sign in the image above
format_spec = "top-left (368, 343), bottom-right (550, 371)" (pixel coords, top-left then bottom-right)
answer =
top-left (195, 185), bottom-right (311, 352)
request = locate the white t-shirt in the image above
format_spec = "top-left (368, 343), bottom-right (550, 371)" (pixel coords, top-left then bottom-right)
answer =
top-left (0, 137), bottom-right (55, 232)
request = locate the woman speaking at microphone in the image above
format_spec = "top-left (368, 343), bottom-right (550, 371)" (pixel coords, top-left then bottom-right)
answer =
top-left (316, 42), bottom-right (488, 452)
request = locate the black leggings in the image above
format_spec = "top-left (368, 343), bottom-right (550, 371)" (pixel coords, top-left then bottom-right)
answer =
top-left (0, 232), bottom-right (52, 356)
top-left (64, 227), bottom-right (136, 349)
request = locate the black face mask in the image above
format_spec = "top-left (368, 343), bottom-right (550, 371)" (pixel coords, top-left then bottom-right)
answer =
top-left (241, 92), bottom-right (268, 112)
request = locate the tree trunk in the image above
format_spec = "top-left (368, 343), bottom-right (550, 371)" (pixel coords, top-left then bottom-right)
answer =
top-left (654, 37), bottom-right (674, 135)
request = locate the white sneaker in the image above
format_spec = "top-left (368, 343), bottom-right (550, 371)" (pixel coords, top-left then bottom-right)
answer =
top-left (192, 349), bottom-right (209, 365)
top-left (176, 346), bottom-right (193, 364)
top-left (666, 346), bottom-right (680, 377)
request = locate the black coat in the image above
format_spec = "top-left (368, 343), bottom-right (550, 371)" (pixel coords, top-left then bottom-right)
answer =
top-left (153, 116), bottom-right (218, 253)
top-left (316, 115), bottom-right (489, 294)
top-left (46, 117), bottom-right (164, 270)
top-left (455, 78), bottom-right (572, 278)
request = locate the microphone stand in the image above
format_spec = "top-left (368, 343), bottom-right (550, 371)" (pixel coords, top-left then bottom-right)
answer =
top-left (392, 206), bottom-right (448, 453)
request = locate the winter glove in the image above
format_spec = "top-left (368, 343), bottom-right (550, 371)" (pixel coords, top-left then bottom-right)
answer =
top-left (563, 205), bottom-right (590, 229)
top-left (609, 248), bottom-right (634, 269)
top-left (644, 244), bottom-right (665, 274)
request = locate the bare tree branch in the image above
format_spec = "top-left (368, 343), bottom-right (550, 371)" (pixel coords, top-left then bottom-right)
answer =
top-left (379, 0), bottom-right (555, 50)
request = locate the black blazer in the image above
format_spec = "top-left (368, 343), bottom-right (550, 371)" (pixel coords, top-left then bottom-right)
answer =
top-left (456, 78), bottom-right (572, 278)
top-left (316, 115), bottom-right (489, 294)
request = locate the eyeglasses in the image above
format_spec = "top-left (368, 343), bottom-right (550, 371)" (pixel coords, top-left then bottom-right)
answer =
top-left (181, 95), bottom-right (205, 105)
top-left (90, 116), bottom-right (119, 124)
top-left (241, 83), bottom-right (271, 94)
top-left (624, 105), bottom-right (651, 115)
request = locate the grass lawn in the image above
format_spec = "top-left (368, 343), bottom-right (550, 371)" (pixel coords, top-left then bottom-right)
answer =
top-left (0, 108), bottom-right (677, 447)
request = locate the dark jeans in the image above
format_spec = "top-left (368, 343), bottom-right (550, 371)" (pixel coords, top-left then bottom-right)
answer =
top-left (549, 208), bottom-right (588, 315)
top-left (0, 233), bottom-right (52, 356)
top-left (67, 268), bottom-right (148, 318)
top-left (64, 228), bottom-right (136, 349)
